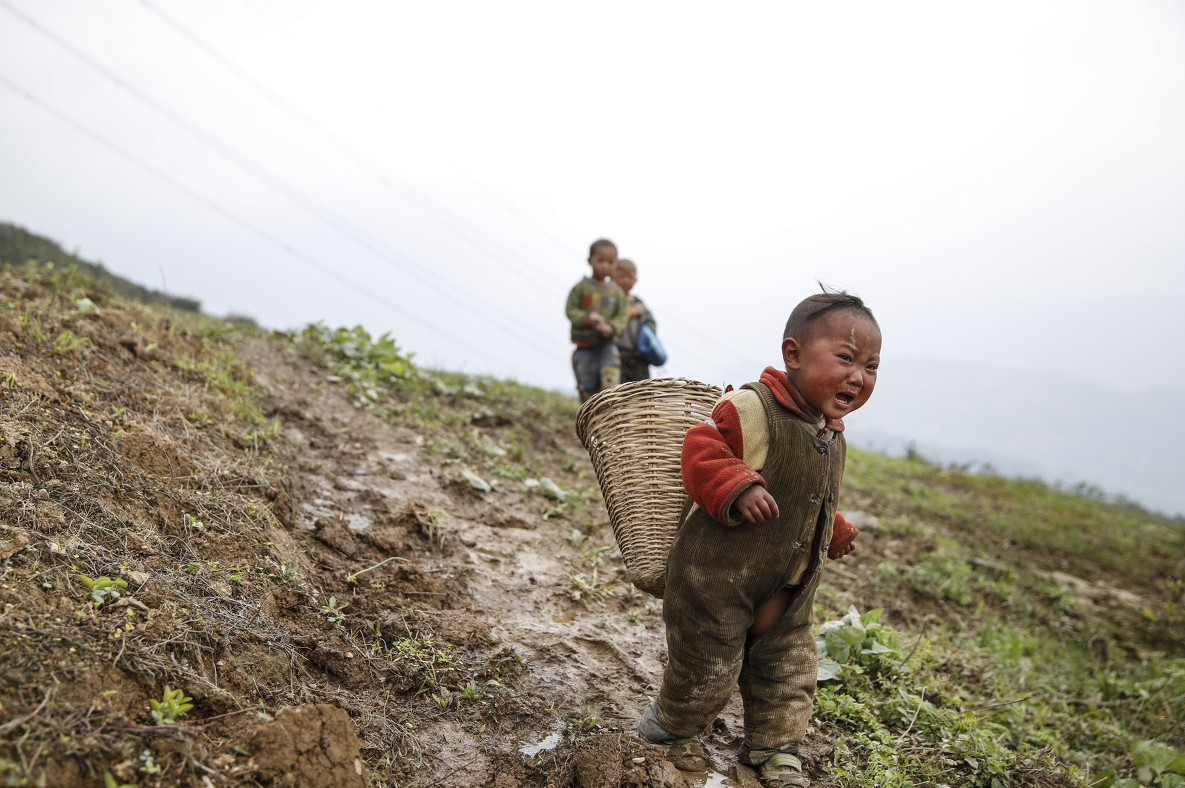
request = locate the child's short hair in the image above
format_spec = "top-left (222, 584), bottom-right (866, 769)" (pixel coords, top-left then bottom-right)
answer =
top-left (589, 238), bottom-right (618, 258)
top-left (783, 289), bottom-right (877, 341)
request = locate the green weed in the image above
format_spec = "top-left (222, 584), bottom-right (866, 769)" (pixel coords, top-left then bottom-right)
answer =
top-left (320, 596), bottom-right (348, 625)
top-left (459, 679), bottom-right (483, 701)
top-left (414, 508), bottom-right (451, 549)
top-left (137, 750), bottom-right (161, 776)
top-left (568, 568), bottom-right (616, 605)
top-left (76, 574), bottom-right (127, 606)
top-left (368, 632), bottom-right (458, 694)
top-left (149, 686), bottom-right (193, 725)
top-left (566, 706), bottom-right (602, 733)
top-left (298, 322), bottom-right (416, 408)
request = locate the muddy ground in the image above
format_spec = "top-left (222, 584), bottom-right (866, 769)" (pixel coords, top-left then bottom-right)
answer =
top-left (1, 270), bottom-right (885, 788)
top-left (231, 337), bottom-right (868, 787)
top-left (4, 267), bottom-right (1153, 788)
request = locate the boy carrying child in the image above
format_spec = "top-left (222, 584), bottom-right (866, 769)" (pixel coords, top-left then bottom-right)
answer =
top-left (565, 239), bottom-right (629, 402)
top-left (610, 258), bottom-right (659, 382)
top-left (638, 291), bottom-right (878, 787)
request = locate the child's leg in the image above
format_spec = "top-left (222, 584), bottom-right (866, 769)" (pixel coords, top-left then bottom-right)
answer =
top-left (737, 580), bottom-right (821, 751)
top-left (597, 343), bottom-right (620, 391)
top-left (655, 567), bottom-right (750, 738)
top-left (571, 347), bottom-right (601, 402)
top-left (655, 624), bottom-right (744, 739)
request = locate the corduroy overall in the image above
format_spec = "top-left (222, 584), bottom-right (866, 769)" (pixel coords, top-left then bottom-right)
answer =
top-left (655, 382), bottom-right (845, 749)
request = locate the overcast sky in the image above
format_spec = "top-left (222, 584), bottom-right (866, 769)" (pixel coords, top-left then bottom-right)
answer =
top-left (2, 1), bottom-right (1184, 510)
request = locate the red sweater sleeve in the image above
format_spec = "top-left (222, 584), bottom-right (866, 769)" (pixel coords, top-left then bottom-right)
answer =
top-left (681, 398), bottom-right (765, 525)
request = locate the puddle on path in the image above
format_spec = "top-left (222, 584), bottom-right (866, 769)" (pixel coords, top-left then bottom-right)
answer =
top-left (683, 768), bottom-right (738, 787)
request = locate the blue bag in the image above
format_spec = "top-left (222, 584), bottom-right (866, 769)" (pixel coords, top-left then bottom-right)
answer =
top-left (637, 322), bottom-right (667, 366)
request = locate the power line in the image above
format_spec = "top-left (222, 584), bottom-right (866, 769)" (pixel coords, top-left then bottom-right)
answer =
top-left (0, 71), bottom-right (524, 371)
top-left (140, 0), bottom-right (565, 301)
top-left (0, 0), bottom-right (559, 361)
top-left (135, 0), bottom-right (747, 371)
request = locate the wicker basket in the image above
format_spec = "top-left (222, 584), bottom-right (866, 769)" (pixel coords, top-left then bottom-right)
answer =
top-left (575, 377), bottom-right (722, 598)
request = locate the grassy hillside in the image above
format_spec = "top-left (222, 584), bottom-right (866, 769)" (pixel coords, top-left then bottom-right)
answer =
top-left (0, 222), bottom-right (201, 313)
top-left (0, 257), bottom-right (1182, 788)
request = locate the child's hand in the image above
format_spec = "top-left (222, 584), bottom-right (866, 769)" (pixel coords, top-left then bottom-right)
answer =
top-left (734, 485), bottom-right (779, 523)
top-left (585, 314), bottom-right (611, 335)
top-left (828, 512), bottom-right (859, 559)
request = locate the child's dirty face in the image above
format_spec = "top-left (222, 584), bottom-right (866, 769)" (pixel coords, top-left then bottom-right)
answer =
top-left (589, 246), bottom-right (617, 282)
top-left (783, 311), bottom-right (881, 421)
top-left (612, 264), bottom-right (636, 294)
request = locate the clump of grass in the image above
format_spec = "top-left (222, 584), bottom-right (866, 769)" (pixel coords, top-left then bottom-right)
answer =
top-left (297, 322), bottom-right (416, 408)
top-left (845, 449), bottom-right (1185, 593)
top-left (813, 587), bottom-right (1185, 787)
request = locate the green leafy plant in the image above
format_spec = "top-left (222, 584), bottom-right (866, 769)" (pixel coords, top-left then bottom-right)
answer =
top-left (459, 679), bottom-right (483, 701)
top-left (566, 706), bottom-right (602, 733)
top-left (299, 322), bottom-right (416, 408)
top-left (415, 507), bottom-right (452, 549)
top-left (320, 596), bottom-right (348, 625)
top-left (138, 750), bottom-right (162, 776)
top-left (369, 632), bottom-right (459, 694)
top-left (149, 686), bottom-right (193, 725)
top-left (264, 557), bottom-right (299, 583)
top-left (52, 329), bottom-right (88, 354)
top-left (815, 606), bottom-right (896, 682)
top-left (1129, 740), bottom-right (1185, 788)
top-left (245, 415), bottom-right (283, 442)
top-left (431, 687), bottom-right (454, 710)
top-left (77, 574), bottom-right (128, 606)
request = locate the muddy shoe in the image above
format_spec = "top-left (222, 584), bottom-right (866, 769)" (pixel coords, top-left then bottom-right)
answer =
top-left (636, 700), bottom-right (710, 771)
top-left (758, 752), bottom-right (809, 787)
top-left (663, 737), bottom-right (710, 772)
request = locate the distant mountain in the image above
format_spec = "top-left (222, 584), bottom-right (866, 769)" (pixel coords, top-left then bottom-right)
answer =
top-left (0, 222), bottom-right (200, 312)
top-left (845, 356), bottom-right (1185, 517)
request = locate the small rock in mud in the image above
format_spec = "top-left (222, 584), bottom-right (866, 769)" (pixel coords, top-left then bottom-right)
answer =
top-left (249, 703), bottom-right (365, 788)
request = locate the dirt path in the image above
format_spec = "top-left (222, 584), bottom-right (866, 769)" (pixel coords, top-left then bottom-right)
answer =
top-left (241, 338), bottom-right (759, 786)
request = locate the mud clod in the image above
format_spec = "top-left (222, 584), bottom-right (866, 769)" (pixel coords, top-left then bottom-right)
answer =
top-left (250, 704), bottom-right (365, 788)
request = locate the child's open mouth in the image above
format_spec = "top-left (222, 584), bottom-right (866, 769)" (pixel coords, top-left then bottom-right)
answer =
top-left (834, 392), bottom-right (855, 407)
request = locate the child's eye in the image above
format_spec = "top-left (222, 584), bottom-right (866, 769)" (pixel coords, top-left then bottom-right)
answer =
top-left (867, 364), bottom-right (878, 372)
top-left (838, 354), bottom-right (852, 362)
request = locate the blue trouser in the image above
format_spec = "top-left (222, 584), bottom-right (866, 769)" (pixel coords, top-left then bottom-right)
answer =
top-left (572, 344), bottom-right (620, 401)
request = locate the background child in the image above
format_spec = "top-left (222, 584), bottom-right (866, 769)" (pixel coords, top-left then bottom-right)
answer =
top-left (565, 239), bottom-right (629, 402)
top-left (611, 258), bottom-right (660, 382)
top-left (637, 291), bottom-right (880, 787)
